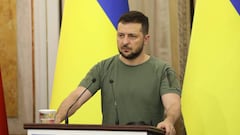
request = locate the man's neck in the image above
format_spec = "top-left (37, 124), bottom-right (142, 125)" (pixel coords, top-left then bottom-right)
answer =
top-left (119, 54), bottom-right (150, 66)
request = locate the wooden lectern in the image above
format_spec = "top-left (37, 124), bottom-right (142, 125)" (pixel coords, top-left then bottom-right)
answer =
top-left (24, 123), bottom-right (165, 135)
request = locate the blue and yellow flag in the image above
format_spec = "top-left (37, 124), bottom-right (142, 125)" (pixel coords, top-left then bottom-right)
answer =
top-left (50, 0), bottom-right (129, 124)
top-left (182, 0), bottom-right (240, 135)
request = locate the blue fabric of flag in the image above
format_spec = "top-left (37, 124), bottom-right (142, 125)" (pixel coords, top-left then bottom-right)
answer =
top-left (97, 0), bottom-right (129, 29)
top-left (231, 0), bottom-right (240, 15)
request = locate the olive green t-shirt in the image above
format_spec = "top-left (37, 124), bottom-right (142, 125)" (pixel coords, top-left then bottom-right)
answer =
top-left (80, 55), bottom-right (181, 126)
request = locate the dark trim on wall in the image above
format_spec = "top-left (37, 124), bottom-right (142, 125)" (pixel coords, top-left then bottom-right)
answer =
top-left (59, 0), bottom-right (63, 28)
top-left (31, 0), bottom-right (36, 123)
top-left (189, 0), bottom-right (195, 30)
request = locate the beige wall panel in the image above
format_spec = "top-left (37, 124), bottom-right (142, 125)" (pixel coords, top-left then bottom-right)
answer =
top-left (7, 0), bottom-right (34, 134)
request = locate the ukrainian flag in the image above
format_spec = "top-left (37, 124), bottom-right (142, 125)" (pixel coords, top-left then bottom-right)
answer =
top-left (182, 0), bottom-right (240, 135)
top-left (50, 0), bottom-right (129, 124)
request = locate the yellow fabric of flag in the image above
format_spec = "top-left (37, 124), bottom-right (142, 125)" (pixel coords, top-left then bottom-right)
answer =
top-left (181, 0), bottom-right (240, 135)
top-left (50, 0), bottom-right (120, 124)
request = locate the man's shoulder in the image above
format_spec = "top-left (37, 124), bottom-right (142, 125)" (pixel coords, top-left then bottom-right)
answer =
top-left (149, 56), bottom-right (168, 67)
top-left (148, 56), bottom-right (177, 73)
top-left (100, 55), bottom-right (118, 64)
top-left (96, 55), bottom-right (118, 69)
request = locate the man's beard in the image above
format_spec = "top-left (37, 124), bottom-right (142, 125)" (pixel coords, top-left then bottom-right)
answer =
top-left (118, 43), bottom-right (144, 60)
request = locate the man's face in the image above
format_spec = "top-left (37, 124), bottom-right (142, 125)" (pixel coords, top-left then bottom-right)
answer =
top-left (117, 22), bottom-right (149, 60)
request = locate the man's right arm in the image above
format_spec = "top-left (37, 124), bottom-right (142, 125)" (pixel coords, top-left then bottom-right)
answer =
top-left (54, 86), bottom-right (93, 123)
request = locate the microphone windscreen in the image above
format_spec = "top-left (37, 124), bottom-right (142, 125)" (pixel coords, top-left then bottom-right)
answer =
top-left (92, 78), bottom-right (96, 83)
top-left (109, 80), bottom-right (114, 84)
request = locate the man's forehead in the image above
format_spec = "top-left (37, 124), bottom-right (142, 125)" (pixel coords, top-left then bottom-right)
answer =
top-left (117, 22), bottom-right (141, 27)
top-left (117, 23), bottom-right (142, 33)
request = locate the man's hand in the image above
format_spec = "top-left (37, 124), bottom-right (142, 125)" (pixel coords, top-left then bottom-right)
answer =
top-left (157, 119), bottom-right (176, 135)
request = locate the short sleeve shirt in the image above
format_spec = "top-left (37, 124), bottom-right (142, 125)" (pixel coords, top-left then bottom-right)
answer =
top-left (80, 55), bottom-right (181, 126)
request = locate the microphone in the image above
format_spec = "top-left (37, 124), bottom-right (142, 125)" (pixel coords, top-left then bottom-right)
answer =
top-left (65, 78), bottom-right (96, 124)
top-left (109, 79), bottom-right (119, 125)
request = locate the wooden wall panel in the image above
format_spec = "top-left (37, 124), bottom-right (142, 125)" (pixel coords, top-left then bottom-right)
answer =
top-left (0, 0), bottom-right (18, 117)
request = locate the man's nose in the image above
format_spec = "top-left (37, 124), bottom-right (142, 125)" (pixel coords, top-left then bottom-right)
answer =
top-left (122, 36), bottom-right (130, 44)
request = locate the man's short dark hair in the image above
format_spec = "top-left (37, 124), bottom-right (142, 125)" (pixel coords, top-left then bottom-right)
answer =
top-left (118, 11), bottom-right (149, 35)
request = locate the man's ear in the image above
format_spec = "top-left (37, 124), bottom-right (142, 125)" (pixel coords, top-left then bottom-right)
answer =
top-left (144, 34), bottom-right (150, 44)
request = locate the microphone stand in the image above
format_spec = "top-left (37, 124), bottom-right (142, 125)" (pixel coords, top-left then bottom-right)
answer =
top-left (65, 78), bottom-right (96, 124)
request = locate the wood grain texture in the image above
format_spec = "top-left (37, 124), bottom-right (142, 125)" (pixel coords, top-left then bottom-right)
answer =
top-left (0, 0), bottom-right (18, 117)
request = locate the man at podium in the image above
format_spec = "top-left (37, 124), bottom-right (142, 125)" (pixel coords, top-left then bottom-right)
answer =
top-left (55, 11), bottom-right (181, 135)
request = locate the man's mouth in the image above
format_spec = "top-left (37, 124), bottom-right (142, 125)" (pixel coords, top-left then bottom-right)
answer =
top-left (122, 47), bottom-right (131, 52)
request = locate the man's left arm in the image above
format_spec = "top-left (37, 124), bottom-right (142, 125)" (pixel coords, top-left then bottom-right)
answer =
top-left (157, 93), bottom-right (181, 135)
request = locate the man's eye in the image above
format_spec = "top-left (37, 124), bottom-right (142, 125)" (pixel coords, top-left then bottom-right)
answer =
top-left (128, 35), bottom-right (137, 39)
top-left (118, 34), bottom-right (124, 38)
